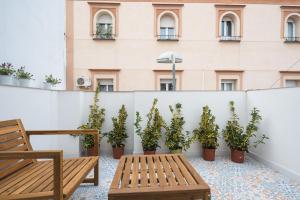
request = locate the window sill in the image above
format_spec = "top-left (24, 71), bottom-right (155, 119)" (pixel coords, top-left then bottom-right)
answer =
top-left (93, 38), bottom-right (116, 41)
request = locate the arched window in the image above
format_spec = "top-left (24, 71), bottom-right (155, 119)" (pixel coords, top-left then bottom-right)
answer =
top-left (159, 13), bottom-right (176, 40)
top-left (285, 14), bottom-right (300, 42)
top-left (95, 11), bottom-right (113, 39)
top-left (219, 12), bottom-right (240, 41)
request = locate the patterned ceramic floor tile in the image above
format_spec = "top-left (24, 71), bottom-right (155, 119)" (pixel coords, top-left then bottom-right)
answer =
top-left (70, 155), bottom-right (300, 200)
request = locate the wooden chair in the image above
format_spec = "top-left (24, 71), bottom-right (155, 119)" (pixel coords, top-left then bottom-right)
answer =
top-left (0, 119), bottom-right (99, 200)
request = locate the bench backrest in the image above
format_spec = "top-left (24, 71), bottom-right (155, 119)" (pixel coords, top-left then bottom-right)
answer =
top-left (0, 119), bottom-right (34, 179)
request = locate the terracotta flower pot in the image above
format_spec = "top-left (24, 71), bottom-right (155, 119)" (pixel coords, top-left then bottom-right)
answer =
top-left (144, 150), bottom-right (156, 155)
top-left (170, 149), bottom-right (182, 154)
top-left (80, 146), bottom-right (97, 157)
top-left (231, 149), bottom-right (245, 163)
top-left (112, 146), bottom-right (124, 159)
top-left (202, 148), bottom-right (216, 161)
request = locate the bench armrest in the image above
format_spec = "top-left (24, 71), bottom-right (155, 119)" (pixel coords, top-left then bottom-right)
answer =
top-left (26, 130), bottom-right (100, 157)
top-left (26, 129), bottom-right (99, 136)
top-left (0, 151), bottom-right (63, 199)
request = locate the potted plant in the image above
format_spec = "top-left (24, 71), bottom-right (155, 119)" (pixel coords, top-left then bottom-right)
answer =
top-left (44, 74), bottom-right (61, 89)
top-left (223, 101), bottom-right (268, 163)
top-left (15, 66), bottom-right (33, 87)
top-left (0, 63), bottom-right (15, 85)
top-left (135, 98), bottom-right (165, 155)
top-left (78, 86), bottom-right (105, 156)
top-left (193, 106), bottom-right (219, 161)
top-left (165, 103), bottom-right (193, 153)
top-left (105, 105), bottom-right (128, 159)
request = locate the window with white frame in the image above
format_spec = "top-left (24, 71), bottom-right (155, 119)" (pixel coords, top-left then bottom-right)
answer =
top-left (95, 12), bottom-right (113, 39)
top-left (160, 79), bottom-right (175, 91)
top-left (159, 14), bottom-right (176, 40)
top-left (98, 79), bottom-right (114, 92)
top-left (284, 14), bottom-right (300, 41)
top-left (221, 79), bottom-right (236, 91)
top-left (221, 17), bottom-right (233, 37)
top-left (285, 80), bottom-right (300, 87)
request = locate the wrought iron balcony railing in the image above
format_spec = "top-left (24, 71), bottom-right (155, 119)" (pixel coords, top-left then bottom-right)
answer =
top-left (157, 35), bottom-right (179, 41)
top-left (284, 37), bottom-right (300, 43)
top-left (219, 36), bottom-right (241, 42)
top-left (93, 33), bottom-right (116, 40)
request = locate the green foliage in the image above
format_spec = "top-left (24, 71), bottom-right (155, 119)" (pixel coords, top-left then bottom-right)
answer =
top-left (45, 74), bottom-right (62, 85)
top-left (135, 98), bottom-right (165, 151)
top-left (193, 106), bottom-right (219, 149)
top-left (15, 67), bottom-right (33, 80)
top-left (78, 86), bottom-right (105, 149)
top-left (165, 103), bottom-right (193, 151)
top-left (105, 105), bottom-right (128, 148)
top-left (223, 101), bottom-right (268, 152)
top-left (0, 63), bottom-right (15, 75)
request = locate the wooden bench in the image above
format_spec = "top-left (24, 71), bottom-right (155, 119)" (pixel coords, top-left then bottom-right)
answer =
top-left (109, 154), bottom-right (211, 200)
top-left (0, 119), bottom-right (99, 200)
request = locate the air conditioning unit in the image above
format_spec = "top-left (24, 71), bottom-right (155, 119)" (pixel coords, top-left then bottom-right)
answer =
top-left (76, 76), bottom-right (91, 88)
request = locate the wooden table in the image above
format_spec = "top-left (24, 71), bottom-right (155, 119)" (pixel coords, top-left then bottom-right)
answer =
top-left (108, 154), bottom-right (211, 200)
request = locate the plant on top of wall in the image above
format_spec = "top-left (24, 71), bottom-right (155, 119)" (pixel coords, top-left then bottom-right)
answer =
top-left (44, 74), bottom-right (62, 89)
top-left (135, 98), bottom-right (165, 155)
top-left (223, 101), bottom-right (268, 163)
top-left (193, 105), bottom-right (219, 161)
top-left (15, 66), bottom-right (34, 87)
top-left (165, 103), bottom-right (193, 154)
top-left (0, 63), bottom-right (15, 85)
top-left (104, 104), bottom-right (128, 159)
top-left (78, 86), bottom-right (105, 156)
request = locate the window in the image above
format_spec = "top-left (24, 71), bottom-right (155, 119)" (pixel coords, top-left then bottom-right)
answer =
top-left (219, 13), bottom-right (240, 41)
top-left (159, 14), bottom-right (176, 40)
top-left (221, 79), bottom-right (236, 91)
top-left (285, 80), bottom-right (300, 87)
top-left (215, 5), bottom-right (245, 42)
top-left (95, 12), bottom-right (113, 39)
top-left (284, 15), bottom-right (300, 42)
top-left (98, 79), bottom-right (114, 92)
top-left (221, 17), bottom-right (233, 37)
top-left (160, 79), bottom-right (175, 91)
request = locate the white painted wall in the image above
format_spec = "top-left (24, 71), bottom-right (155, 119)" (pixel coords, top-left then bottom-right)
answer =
top-left (0, 85), bottom-right (299, 181)
top-left (0, 0), bottom-right (66, 89)
top-left (247, 88), bottom-right (300, 181)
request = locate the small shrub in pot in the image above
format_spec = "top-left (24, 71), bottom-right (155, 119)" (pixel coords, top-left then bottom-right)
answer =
top-left (165, 103), bottom-right (193, 153)
top-left (15, 67), bottom-right (34, 87)
top-left (0, 63), bottom-right (15, 85)
top-left (193, 106), bottom-right (219, 161)
top-left (105, 105), bottom-right (128, 159)
top-left (135, 98), bottom-right (165, 155)
top-left (44, 74), bottom-right (61, 89)
top-left (78, 86), bottom-right (105, 156)
top-left (223, 101), bottom-right (268, 163)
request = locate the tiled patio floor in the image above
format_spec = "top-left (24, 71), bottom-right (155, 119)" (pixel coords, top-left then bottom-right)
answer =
top-left (70, 155), bottom-right (300, 200)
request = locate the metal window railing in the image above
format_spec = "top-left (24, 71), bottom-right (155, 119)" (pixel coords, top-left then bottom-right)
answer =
top-left (219, 36), bottom-right (241, 41)
top-left (93, 33), bottom-right (116, 40)
top-left (157, 35), bottom-right (179, 41)
top-left (284, 37), bottom-right (300, 42)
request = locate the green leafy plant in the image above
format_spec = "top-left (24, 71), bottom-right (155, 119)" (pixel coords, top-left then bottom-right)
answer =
top-left (193, 105), bottom-right (219, 149)
top-left (45, 74), bottom-right (62, 85)
top-left (165, 103), bottom-right (193, 151)
top-left (0, 63), bottom-right (15, 75)
top-left (135, 98), bottom-right (165, 151)
top-left (78, 86), bottom-right (105, 149)
top-left (96, 24), bottom-right (113, 39)
top-left (105, 105), bottom-right (128, 148)
top-left (223, 101), bottom-right (268, 152)
top-left (15, 67), bottom-right (33, 80)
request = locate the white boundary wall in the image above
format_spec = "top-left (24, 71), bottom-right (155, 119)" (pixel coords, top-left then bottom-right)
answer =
top-left (0, 86), bottom-right (299, 181)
